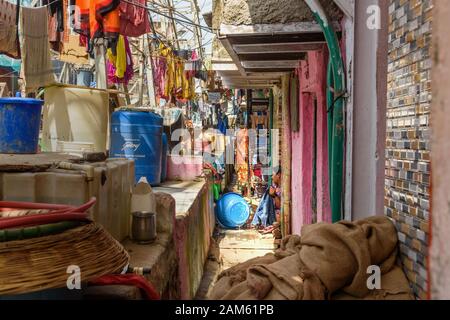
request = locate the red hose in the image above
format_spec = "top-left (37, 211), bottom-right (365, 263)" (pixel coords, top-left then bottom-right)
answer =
top-left (0, 198), bottom-right (97, 230)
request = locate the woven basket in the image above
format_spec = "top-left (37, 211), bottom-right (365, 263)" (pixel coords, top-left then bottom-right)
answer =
top-left (0, 222), bottom-right (129, 295)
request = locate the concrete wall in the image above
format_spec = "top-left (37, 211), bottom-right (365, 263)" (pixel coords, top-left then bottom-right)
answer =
top-left (174, 178), bottom-right (214, 299)
top-left (291, 49), bottom-right (331, 235)
top-left (352, 0), bottom-right (388, 220)
top-left (430, 0), bottom-right (450, 300)
top-left (219, 0), bottom-right (342, 25)
top-left (385, 0), bottom-right (432, 300)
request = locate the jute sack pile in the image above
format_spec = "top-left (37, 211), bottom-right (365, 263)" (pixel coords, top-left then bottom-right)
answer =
top-left (210, 216), bottom-right (413, 300)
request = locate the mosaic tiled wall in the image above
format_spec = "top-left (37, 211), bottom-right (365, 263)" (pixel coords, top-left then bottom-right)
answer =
top-left (385, 0), bottom-right (433, 300)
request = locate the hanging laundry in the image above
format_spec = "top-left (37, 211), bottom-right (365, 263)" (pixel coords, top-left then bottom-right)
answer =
top-left (74, 0), bottom-right (90, 37)
top-left (119, 0), bottom-right (151, 38)
top-left (195, 70), bottom-right (208, 82)
top-left (152, 44), bottom-right (167, 99)
top-left (90, 0), bottom-right (120, 42)
top-left (47, 0), bottom-right (70, 52)
top-left (173, 49), bottom-right (191, 60)
top-left (0, 0), bottom-right (20, 59)
top-left (174, 59), bottom-right (184, 98)
top-left (162, 45), bottom-right (175, 99)
top-left (184, 50), bottom-right (199, 78)
top-left (106, 35), bottom-right (134, 85)
top-left (21, 6), bottom-right (55, 93)
top-left (74, 0), bottom-right (120, 49)
top-left (152, 43), bottom-right (167, 99)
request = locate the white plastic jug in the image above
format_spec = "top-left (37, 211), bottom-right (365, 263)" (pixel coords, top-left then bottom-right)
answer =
top-left (131, 177), bottom-right (156, 214)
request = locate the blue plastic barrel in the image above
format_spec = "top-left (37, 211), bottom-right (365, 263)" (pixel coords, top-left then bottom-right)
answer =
top-left (160, 132), bottom-right (168, 182)
top-left (0, 98), bottom-right (44, 154)
top-left (215, 193), bottom-right (250, 229)
top-left (110, 110), bottom-right (163, 185)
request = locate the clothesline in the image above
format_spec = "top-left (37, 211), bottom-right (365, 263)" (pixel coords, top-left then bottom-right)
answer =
top-left (18, 0), bottom-right (61, 8)
top-left (122, 0), bottom-right (217, 34)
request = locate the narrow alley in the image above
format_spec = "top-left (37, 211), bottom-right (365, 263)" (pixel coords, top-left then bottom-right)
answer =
top-left (1, 0), bottom-right (450, 307)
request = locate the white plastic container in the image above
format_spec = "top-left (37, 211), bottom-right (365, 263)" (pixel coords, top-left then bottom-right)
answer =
top-left (41, 85), bottom-right (109, 153)
top-left (56, 141), bottom-right (95, 156)
top-left (0, 158), bottom-right (134, 241)
top-left (131, 177), bottom-right (157, 213)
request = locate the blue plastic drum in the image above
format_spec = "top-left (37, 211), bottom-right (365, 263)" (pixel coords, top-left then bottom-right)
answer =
top-left (215, 193), bottom-right (250, 229)
top-left (0, 98), bottom-right (44, 154)
top-left (110, 110), bottom-right (163, 185)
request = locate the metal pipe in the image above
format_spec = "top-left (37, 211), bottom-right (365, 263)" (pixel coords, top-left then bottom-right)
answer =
top-left (304, 0), bottom-right (347, 222)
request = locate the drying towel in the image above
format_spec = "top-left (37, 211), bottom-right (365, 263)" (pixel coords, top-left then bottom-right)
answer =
top-left (0, 0), bottom-right (20, 58)
top-left (210, 216), bottom-right (414, 300)
top-left (21, 6), bottom-right (55, 93)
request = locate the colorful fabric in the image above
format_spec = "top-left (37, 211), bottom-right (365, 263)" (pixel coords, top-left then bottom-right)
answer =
top-left (90, 0), bottom-right (120, 40)
top-left (236, 164), bottom-right (249, 186)
top-left (119, 0), bottom-right (151, 38)
top-left (0, 0), bottom-right (20, 58)
top-left (162, 45), bottom-right (175, 99)
top-left (106, 35), bottom-right (133, 85)
top-left (236, 128), bottom-right (249, 166)
top-left (74, 0), bottom-right (90, 37)
top-left (152, 45), bottom-right (167, 98)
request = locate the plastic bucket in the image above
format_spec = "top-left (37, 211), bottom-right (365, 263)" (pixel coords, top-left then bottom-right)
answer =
top-left (0, 98), bottom-right (44, 154)
top-left (215, 193), bottom-right (250, 229)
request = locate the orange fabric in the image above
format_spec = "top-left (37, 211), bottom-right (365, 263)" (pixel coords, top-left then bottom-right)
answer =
top-left (89, 0), bottom-right (120, 39)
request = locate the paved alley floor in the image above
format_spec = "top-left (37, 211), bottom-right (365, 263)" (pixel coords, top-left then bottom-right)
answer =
top-left (217, 228), bottom-right (277, 270)
top-left (195, 227), bottom-right (277, 300)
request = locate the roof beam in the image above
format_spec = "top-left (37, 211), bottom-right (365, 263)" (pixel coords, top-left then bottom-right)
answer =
top-left (220, 21), bottom-right (341, 36)
top-left (242, 60), bottom-right (299, 69)
top-left (233, 42), bottom-right (324, 54)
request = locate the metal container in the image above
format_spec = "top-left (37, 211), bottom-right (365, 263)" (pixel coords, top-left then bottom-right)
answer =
top-left (131, 211), bottom-right (156, 244)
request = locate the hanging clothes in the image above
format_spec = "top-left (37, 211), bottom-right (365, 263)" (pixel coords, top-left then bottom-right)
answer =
top-left (162, 45), bottom-right (175, 99)
top-left (251, 189), bottom-right (276, 228)
top-left (47, 0), bottom-right (69, 52)
top-left (152, 43), bottom-right (167, 99)
top-left (119, 0), bottom-right (151, 38)
top-left (106, 35), bottom-right (133, 85)
top-left (0, 0), bottom-right (20, 59)
top-left (74, 0), bottom-right (90, 37)
top-left (174, 59), bottom-right (184, 98)
top-left (89, 0), bottom-right (120, 42)
top-left (21, 6), bottom-right (55, 93)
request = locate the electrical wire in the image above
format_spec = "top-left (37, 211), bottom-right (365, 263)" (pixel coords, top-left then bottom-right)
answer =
top-left (122, 0), bottom-right (217, 34)
top-left (20, 0), bottom-right (62, 8)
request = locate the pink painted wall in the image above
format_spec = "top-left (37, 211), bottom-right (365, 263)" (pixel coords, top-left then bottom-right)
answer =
top-left (291, 48), bottom-right (331, 235)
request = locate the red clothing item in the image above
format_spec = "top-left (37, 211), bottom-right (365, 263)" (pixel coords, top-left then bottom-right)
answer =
top-left (119, 0), bottom-right (151, 37)
top-left (89, 274), bottom-right (160, 300)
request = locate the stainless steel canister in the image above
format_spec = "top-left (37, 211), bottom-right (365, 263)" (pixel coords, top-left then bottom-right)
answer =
top-left (131, 211), bottom-right (156, 244)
